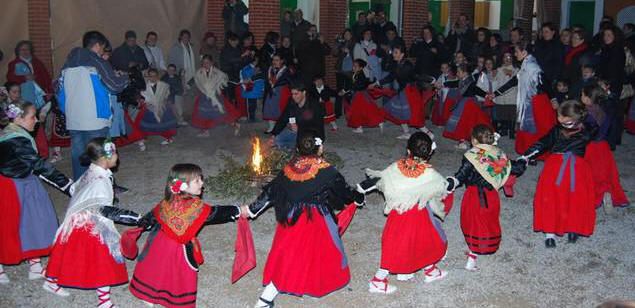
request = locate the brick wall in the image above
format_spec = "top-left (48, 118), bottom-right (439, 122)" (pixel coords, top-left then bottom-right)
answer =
top-left (543, 0), bottom-right (561, 27)
top-left (402, 0), bottom-right (429, 48)
top-left (27, 0), bottom-right (53, 76)
top-left (449, 0), bottom-right (475, 26)
top-left (207, 0), bottom-right (226, 41)
top-left (249, 1), bottom-right (281, 46)
top-left (320, 0), bottom-right (348, 87)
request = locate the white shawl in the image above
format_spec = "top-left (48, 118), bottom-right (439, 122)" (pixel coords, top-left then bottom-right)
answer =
top-left (195, 66), bottom-right (228, 113)
top-left (182, 42), bottom-right (196, 83)
top-left (56, 164), bottom-right (123, 263)
top-left (516, 55), bottom-right (542, 125)
top-left (141, 81), bottom-right (171, 122)
top-left (367, 162), bottom-right (449, 218)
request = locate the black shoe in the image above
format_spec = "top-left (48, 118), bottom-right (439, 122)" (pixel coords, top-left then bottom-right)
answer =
top-left (545, 238), bottom-right (556, 248)
top-left (567, 233), bottom-right (578, 243)
top-left (113, 184), bottom-right (129, 194)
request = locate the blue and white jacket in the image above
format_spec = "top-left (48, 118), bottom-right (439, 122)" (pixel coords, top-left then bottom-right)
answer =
top-left (240, 64), bottom-right (265, 99)
top-left (57, 48), bottom-right (128, 131)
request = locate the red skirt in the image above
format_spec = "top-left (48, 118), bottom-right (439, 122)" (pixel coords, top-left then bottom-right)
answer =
top-left (461, 186), bottom-right (501, 255)
top-left (345, 92), bottom-right (385, 128)
top-left (0, 176), bottom-right (53, 264)
top-left (383, 86), bottom-right (430, 128)
top-left (35, 124), bottom-right (49, 159)
top-left (114, 109), bottom-right (145, 147)
top-left (263, 207), bottom-right (350, 297)
top-left (431, 92), bottom-right (457, 126)
top-left (534, 153), bottom-right (596, 236)
top-left (234, 85), bottom-right (249, 118)
top-left (442, 98), bottom-right (492, 141)
top-left (515, 94), bottom-right (556, 158)
top-left (137, 105), bottom-right (177, 139)
top-left (323, 100), bottom-right (336, 124)
top-left (46, 224), bottom-right (128, 289)
top-left (380, 206), bottom-right (447, 273)
top-left (584, 141), bottom-right (629, 207)
top-left (130, 231), bottom-right (198, 308)
top-left (191, 95), bottom-right (241, 129)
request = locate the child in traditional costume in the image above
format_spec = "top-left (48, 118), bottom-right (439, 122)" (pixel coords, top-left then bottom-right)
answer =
top-left (129, 164), bottom-right (248, 308)
top-left (446, 125), bottom-right (526, 271)
top-left (263, 54), bottom-right (291, 133)
top-left (380, 46), bottom-right (435, 140)
top-left (0, 101), bottom-right (72, 285)
top-left (344, 59), bottom-right (385, 134)
top-left (239, 55), bottom-right (265, 122)
top-left (3, 82), bottom-right (49, 158)
top-left (494, 43), bottom-right (556, 158)
top-left (358, 132), bottom-right (449, 293)
top-left (248, 130), bottom-right (364, 307)
top-left (580, 85), bottom-right (629, 210)
top-left (310, 75), bottom-right (338, 131)
top-left (492, 51), bottom-right (519, 139)
top-left (192, 55), bottom-right (241, 137)
top-left (442, 64), bottom-right (493, 149)
top-left (44, 138), bottom-right (141, 306)
top-left (138, 68), bottom-right (178, 146)
top-left (431, 63), bottom-right (460, 126)
top-left (519, 100), bottom-right (596, 248)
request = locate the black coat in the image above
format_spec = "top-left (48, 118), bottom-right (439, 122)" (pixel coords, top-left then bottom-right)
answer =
top-left (598, 42), bottom-right (626, 96)
top-left (380, 59), bottom-right (415, 90)
top-left (352, 22), bottom-right (371, 42)
top-left (296, 39), bottom-right (331, 85)
top-left (0, 135), bottom-right (71, 189)
top-left (220, 45), bottom-right (243, 82)
top-left (248, 160), bottom-right (363, 225)
top-left (271, 96), bottom-right (325, 140)
top-left (562, 43), bottom-right (592, 85)
top-left (410, 38), bottom-right (445, 77)
top-left (222, 1), bottom-right (249, 37)
top-left (533, 39), bottom-right (565, 85)
top-left (110, 44), bottom-right (149, 72)
top-left (290, 19), bottom-right (312, 45)
top-left (525, 124), bottom-right (595, 158)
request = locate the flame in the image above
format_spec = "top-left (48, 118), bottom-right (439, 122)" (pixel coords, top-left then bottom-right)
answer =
top-left (251, 137), bottom-right (263, 175)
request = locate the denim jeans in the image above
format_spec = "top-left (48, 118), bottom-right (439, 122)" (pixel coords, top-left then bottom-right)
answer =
top-left (274, 128), bottom-right (297, 150)
top-left (70, 127), bottom-right (110, 180)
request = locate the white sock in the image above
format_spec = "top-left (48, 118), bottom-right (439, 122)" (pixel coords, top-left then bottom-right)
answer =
top-left (545, 233), bottom-right (556, 239)
top-left (400, 124), bottom-right (409, 134)
top-left (267, 121), bottom-right (275, 131)
top-left (374, 268), bottom-right (389, 280)
top-left (259, 283), bottom-right (279, 302)
top-left (97, 287), bottom-right (111, 306)
top-left (28, 258), bottom-right (43, 273)
top-left (331, 122), bottom-right (338, 129)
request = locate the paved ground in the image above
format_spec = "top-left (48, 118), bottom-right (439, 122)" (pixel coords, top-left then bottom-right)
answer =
top-left (1, 111), bottom-right (634, 308)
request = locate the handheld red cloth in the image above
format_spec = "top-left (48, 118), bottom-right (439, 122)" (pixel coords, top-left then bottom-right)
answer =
top-left (336, 203), bottom-right (358, 236)
top-left (503, 175), bottom-right (517, 198)
top-left (231, 217), bottom-right (256, 283)
top-left (442, 193), bottom-right (454, 216)
top-left (120, 227), bottom-right (144, 260)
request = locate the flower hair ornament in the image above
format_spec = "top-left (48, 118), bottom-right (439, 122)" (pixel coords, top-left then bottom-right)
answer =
top-left (314, 137), bottom-right (323, 146)
top-left (169, 177), bottom-right (189, 194)
top-left (103, 139), bottom-right (117, 159)
top-left (5, 104), bottom-right (23, 119)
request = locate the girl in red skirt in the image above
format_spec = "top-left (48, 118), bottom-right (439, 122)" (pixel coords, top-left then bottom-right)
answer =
top-left (442, 64), bottom-right (492, 149)
top-left (129, 164), bottom-right (248, 308)
top-left (358, 132), bottom-right (449, 293)
top-left (580, 85), bottom-right (629, 210)
top-left (44, 138), bottom-right (141, 307)
top-left (0, 101), bottom-right (72, 285)
top-left (493, 43), bottom-right (556, 158)
top-left (192, 55), bottom-right (241, 137)
top-left (432, 63), bottom-right (459, 126)
top-left (446, 125), bottom-right (526, 271)
top-left (137, 68), bottom-right (178, 147)
top-left (247, 130), bottom-right (364, 307)
top-left (344, 59), bottom-right (385, 133)
top-left (310, 75), bottom-right (339, 131)
top-left (520, 100), bottom-right (596, 248)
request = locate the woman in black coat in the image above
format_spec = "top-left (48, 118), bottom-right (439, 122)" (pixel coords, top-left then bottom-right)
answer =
top-left (598, 26), bottom-right (626, 147)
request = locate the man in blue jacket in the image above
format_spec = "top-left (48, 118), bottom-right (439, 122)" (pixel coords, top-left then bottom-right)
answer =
top-left (58, 31), bottom-right (129, 179)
